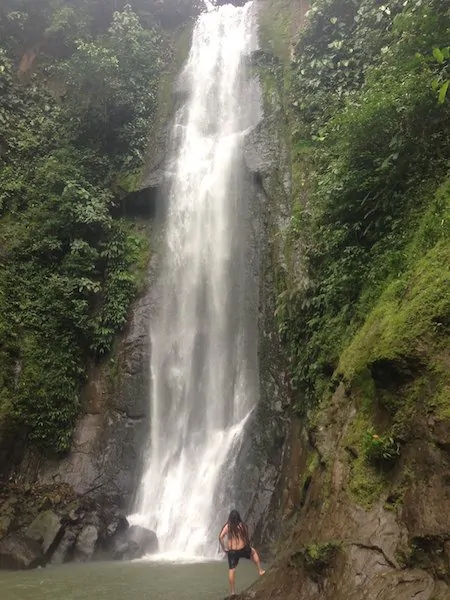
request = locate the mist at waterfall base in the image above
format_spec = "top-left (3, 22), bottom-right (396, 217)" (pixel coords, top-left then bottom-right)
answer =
top-left (129, 1), bottom-right (262, 560)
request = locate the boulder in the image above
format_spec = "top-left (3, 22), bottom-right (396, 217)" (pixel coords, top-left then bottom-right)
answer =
top-left (0, 533), bottom-right (43, 570)
top-left (25, 510), bottom-right (63, 556)
top-left (0, 498), bottom-right (18, 526)
top-left (104, 513), bottom-right (129, 540)
top-left (0, 515), bottom-right (12, 540)
top-left (74, 524), bottom-right (99, 562)
top-left (50, 529), bottom-right (77, 566)
top-left (125, 525), bottom-right (158, 555)
top-left (112, 540), bottom-right (141, 561)
top-left (111, 525), bottom-right (158, 560)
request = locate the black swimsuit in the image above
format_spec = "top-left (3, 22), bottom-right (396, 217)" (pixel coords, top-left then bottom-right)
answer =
top-left (227, 546), bottom-right (252, 569)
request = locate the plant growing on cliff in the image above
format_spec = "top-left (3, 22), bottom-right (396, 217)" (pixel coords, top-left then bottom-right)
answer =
top-left (301, 541), bottom-right (341, 578)
top-left (363, 428), bottom-right (400, 466)
top-left (429, 46), bottom-right (449, 104)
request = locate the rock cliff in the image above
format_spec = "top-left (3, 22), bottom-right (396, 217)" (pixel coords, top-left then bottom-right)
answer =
top-left (236, 0), bottom-right (450, 598)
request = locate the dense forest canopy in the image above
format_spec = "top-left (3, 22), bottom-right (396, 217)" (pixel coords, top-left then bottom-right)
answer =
top-left (275, 0), bottom-right (449, 411)
top-left (0, 0), bottom-right (197, 453)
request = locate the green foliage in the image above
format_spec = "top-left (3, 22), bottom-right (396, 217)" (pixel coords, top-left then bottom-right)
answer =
top-left (429, 45), bottom-right (450, 104)
top-left (58, 5), bottom-right (168, 167)
top-left (302, 541), bottom-right (340, 573)
top-left (0, 0), bottom-right (199, 59)
top-left (363, 428), bottom-right (400, 466)
top-left (258, 0), bottom-right (295, 61)
top-left (13, 335), bottom-right (81, 453)
top-left (290, 540), bottom-right (341, 580)
top-left (275, 0), bottom-right (450, 411)
top-left (429, 384), bottom-right (450, 422)
top-left (0, 2), bottom-right (176, 452)
top-left (338, 241), bottom-right (450, 381)
top-left (344, 410), bottom-right (386, 508)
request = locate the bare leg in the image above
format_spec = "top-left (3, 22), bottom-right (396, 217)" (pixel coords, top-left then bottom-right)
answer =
top-left (250, 548), bottom-right (265, 576)
top-left (229, 568), bottom-right (237, 596)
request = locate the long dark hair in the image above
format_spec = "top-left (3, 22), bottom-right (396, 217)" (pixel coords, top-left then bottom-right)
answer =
top-left (227, 509), bottom-right (250, 545)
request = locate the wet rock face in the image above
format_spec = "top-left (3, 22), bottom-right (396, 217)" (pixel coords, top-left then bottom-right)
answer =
top-left (233, 68), bottom-right (295, 556)
top-left (237, 385), bottom-right (450, 600)
top-left (74, 524), bottom-right (99, 562)
top-left (25, 510), bottom-right (63, 557)
top-left (110, 525), bottom-right (159, 560)
top-left (241, 547), bottom-right (439, 600)
top-left (0, 534), bottom-right (43, 570)
top-left (125, 525), bottom-right (159, 554)
top-left (0, 486), bottom-right (159, 569)
top-left (50, 529), bottom-right (77, 565)
top-left (11, 237), bottom-right (158, 518)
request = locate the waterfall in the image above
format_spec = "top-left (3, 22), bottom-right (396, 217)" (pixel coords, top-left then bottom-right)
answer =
top-left (130, 1), bottom-right (261, 559)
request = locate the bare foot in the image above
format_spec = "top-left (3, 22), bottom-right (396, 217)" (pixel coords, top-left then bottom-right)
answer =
top-left (259, 569), bottom-right (265, 576)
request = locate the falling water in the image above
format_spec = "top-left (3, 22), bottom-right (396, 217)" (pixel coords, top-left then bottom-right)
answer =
top-left (131, 1), bottom-right (261, 558)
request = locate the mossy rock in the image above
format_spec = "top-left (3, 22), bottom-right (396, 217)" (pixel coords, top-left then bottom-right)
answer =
top-left (115, 169), bottom-right (144, 195)
top-left (338, 241), bottom-right (450, 383)
top-left (258, 0), bottom-right (309, 61)
top-left (290, 540), bottom-right (341, 581)
top-left (343, 410), bottom-right (386, 509)
top-left (430, 383), bottom-right (450, 422)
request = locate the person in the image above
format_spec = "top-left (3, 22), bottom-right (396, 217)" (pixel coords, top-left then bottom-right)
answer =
top-left (218, 509), bottom-right (265, 597)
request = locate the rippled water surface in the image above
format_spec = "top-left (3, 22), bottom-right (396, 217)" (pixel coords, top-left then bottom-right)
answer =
top-left (0, 559), bottom-right (259, 600)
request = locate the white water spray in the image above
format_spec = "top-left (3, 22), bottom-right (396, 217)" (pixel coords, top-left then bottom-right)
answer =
top-left (131, 2), bottom-right (261, 558)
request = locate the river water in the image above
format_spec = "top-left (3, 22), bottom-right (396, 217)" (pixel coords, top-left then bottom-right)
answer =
top-left (0, 559), bottom-right (259, 600)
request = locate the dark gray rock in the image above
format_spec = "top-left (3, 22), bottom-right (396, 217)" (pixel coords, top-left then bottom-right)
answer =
top-left (122, 187), bottom-right (158, 218)
top-left (243, 120), bottom-right (278, 178)
top-left (25, 510), bottom-right (63, 556)
top-left (0, 533), bottom-right (43, 570)
top-left (141, 169), bottom-right (165, 190)
top-left (104, 513), bottom-right (129, 540)
top-left (234, 81), bottom-right (294, 554)
top-left (74, 524), bottom-right (98, 562)
top-left (126, 525), bottom-right (158, 554)
top-left (50, 529), bottom-right (77, 566)
top-left (111, 525), bottom-right (158, 560)
top-left (112, 540), bottom-right (141, 561)
top-left (0, 515), bottom-right (12, 540)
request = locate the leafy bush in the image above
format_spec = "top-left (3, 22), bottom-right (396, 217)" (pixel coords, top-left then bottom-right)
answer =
top-left (277, 0), bottom-right (450, 409)
top-left (59, 5), bottom-right (168, 167)
top-left (302, 541), bottom-right (340, 574)
top-left (363, 428), bottom-right (400, 466)
top-left (0, 2), bottom-right (171, 452)
top-left (430, 46), bottom-right (449, 104)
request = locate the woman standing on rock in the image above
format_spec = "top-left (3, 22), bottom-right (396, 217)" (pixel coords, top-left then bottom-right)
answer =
top-left (219, 509), bottom-right (265, 598)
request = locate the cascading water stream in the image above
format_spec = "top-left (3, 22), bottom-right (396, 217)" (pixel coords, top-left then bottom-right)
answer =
top-left (130, 1), bottom-right (261, 559)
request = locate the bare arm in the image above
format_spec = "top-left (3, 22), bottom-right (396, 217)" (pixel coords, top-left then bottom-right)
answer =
top-left (219, 523), bottom-right (228, 552)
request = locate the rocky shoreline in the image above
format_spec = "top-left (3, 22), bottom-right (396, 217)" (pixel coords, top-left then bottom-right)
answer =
top-left (0, 481), bottom-right (158, 570)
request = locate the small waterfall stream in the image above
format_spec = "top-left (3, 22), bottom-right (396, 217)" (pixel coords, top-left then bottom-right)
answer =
top-left (131, 1), bottom-right (261, 558)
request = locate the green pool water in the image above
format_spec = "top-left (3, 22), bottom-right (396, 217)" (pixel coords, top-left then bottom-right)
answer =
top-left (0, 559), bottom-right (260, 600)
